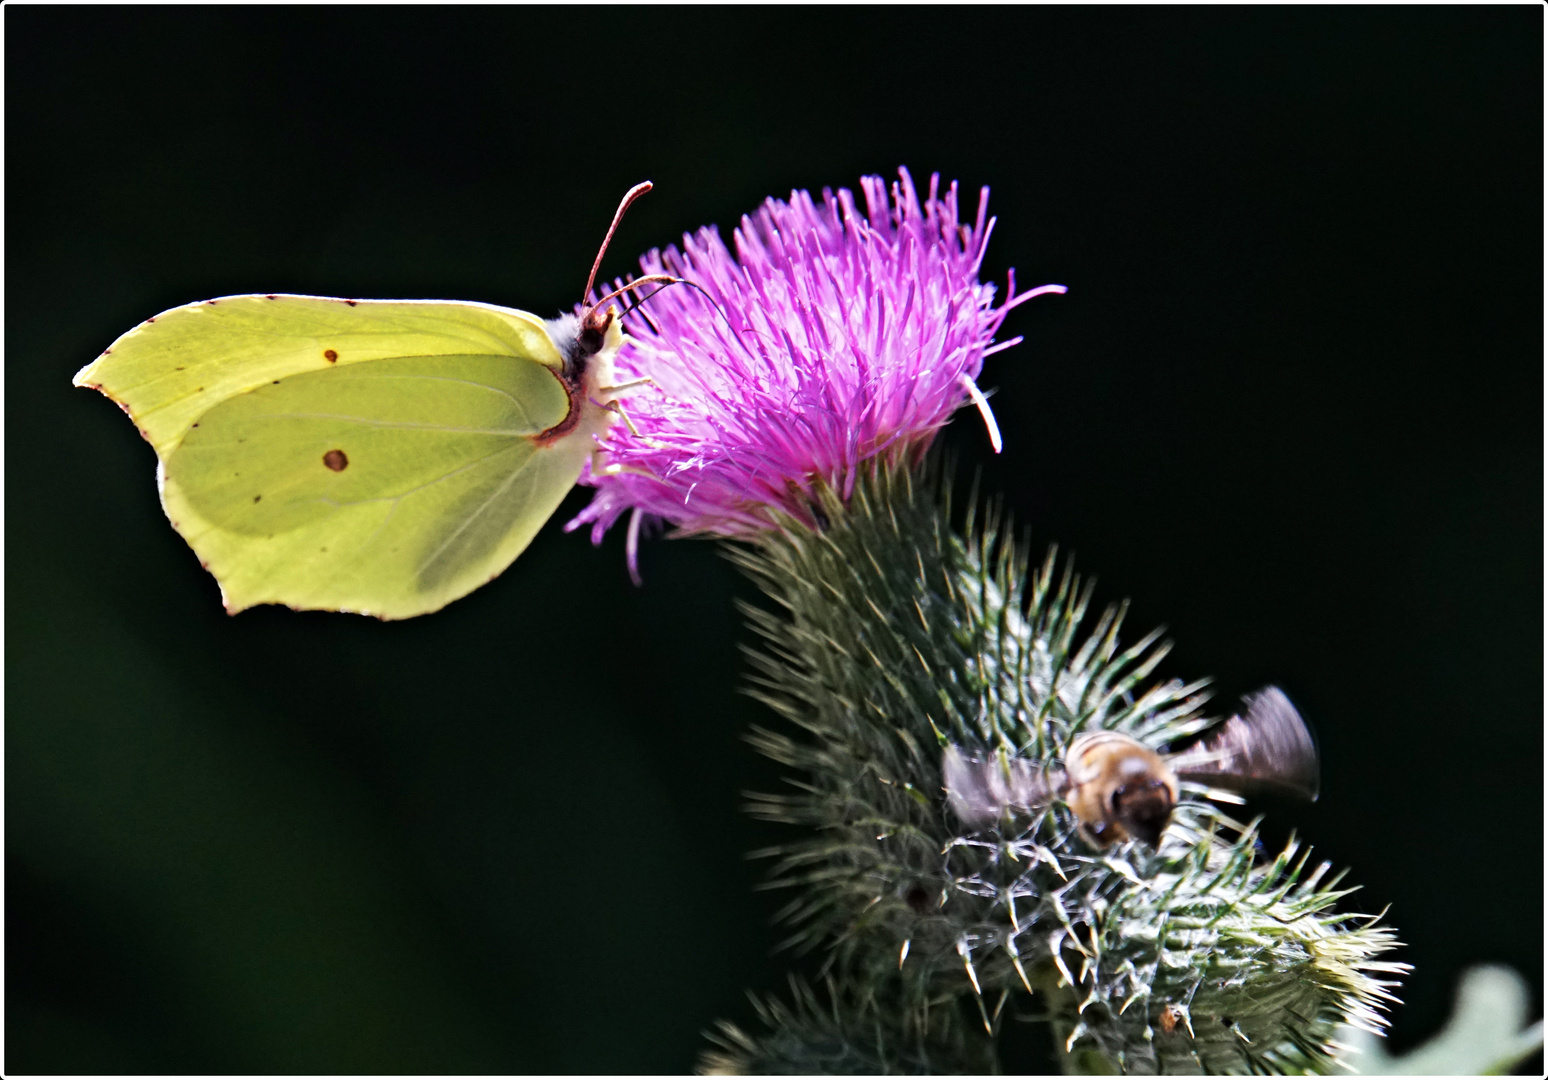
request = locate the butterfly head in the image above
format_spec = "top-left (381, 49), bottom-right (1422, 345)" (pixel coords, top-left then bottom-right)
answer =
top-left (545, 309), bottom-right (623, 389)
top-left (578, 303), bottom-right (616, 356)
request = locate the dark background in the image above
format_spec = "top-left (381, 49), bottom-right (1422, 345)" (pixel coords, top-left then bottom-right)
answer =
top-left (7, 6), bottom-right (1541, 1074)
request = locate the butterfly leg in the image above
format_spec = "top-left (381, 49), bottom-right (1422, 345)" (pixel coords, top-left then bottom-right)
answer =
top-left (587, 445), bottom-right (655, 479)
top-left (592, 397), bottom-right (641, 437)
top-left (592, 397), bottom-right (669, 444)
top-left (597, 376), bottom-right (654, 397)
top-left (582, 451), bottom-right (650, 476)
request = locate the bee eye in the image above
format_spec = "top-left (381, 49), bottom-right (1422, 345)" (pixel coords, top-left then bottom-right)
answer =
top-left (1113, 786), bottom-right (1174, 848)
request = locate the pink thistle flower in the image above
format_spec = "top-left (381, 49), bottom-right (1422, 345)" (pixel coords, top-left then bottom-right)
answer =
top-left (569, 168), bottom-right (1064, 573)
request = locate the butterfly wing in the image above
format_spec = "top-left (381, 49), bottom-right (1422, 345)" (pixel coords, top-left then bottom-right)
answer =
top-left (75, 294), bottom-right (593, 619)
top-left (1169, 685), bottom-right (1320, 801)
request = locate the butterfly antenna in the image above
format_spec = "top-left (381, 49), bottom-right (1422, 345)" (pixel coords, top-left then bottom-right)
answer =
top-left (591, 274), bottom-right (679, 310)
top-left (583, 181), bottom-right (653, 305)
top-left (613, 276), bottom-right (746, 344)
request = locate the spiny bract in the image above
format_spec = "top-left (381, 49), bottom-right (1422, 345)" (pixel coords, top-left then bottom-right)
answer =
top-left (712, 463), bottom-right (1405, 1074)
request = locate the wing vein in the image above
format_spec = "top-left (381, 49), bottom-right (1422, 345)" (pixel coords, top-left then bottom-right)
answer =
top-left (122, 351), bottom-right (524, 410)
top-left (309, 443), bottom-right (530, 513)
top-left (310, 370), bottom-right (545, 408)
top-left (413, 453), bottom-right (536, 576)
top-left (248, 413), bottom-right (533, 435)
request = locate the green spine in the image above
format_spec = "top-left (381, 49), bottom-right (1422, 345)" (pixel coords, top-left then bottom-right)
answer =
top-left (705, 463), bottom-right (1405, 1075)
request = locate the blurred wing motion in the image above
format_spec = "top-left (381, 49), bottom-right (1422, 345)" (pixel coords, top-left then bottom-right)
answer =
top-left (1169, 685), bottom-right (1320, 801)
top-left (942, 744), bottom-right (1059, 827)
top-left (73, 294), bottom-right (592, 620)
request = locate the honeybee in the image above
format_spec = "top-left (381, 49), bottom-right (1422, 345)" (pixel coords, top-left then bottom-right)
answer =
top-left (942, 686), bottom-right (1319, 847)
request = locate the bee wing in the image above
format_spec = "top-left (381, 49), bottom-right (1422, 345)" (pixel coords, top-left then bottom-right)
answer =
top-left (1169, 685), bottom-right (1320, 801)
top-left (942, 744), bottom-right (1059, 826)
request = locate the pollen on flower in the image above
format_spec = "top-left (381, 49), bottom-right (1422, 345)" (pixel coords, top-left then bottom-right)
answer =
top-left (567, 167), bottom-right (1064, 566)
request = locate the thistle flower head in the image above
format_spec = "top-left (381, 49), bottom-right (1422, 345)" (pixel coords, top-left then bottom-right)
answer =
top-left (728, 465), bottom-right (1409, 1074)
top-left (568, 168), bottom-right (1064, 564)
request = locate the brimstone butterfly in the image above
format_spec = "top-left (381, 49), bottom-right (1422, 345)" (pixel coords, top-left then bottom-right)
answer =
top-left (74, 183), bottom-right (670, 620)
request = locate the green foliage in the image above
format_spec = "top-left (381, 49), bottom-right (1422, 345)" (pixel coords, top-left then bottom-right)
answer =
top-left (708, 462), bottom-right (1406, 1074)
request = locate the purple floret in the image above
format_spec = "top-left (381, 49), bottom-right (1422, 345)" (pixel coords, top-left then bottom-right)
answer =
top-left (568, 167), bottom-right (1064, 573)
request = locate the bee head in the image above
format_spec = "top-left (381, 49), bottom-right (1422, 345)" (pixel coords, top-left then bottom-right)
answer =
top-left (1111, 778), bottom-right (1174, 848)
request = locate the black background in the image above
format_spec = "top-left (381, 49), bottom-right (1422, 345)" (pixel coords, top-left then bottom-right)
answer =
top-left (7, 6), bottom-right (1541, 1074)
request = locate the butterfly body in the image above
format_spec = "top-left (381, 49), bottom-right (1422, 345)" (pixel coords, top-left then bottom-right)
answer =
top-left (75, 293), bottom-right (624, 620)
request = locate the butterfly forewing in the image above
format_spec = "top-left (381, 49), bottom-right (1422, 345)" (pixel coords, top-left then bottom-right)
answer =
top-left (75, 295), bottom-right (567, 455)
